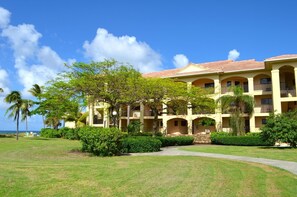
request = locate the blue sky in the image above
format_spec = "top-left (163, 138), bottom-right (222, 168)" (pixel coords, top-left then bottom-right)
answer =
top-left (0, 0), bottom-right (296, 130)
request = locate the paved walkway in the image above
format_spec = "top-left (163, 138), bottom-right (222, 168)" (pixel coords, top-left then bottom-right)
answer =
top-left (130, 146), bottom-right (297, 175)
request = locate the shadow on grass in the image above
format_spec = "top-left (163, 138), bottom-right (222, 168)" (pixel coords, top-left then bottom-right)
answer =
top-left (0, 134), bottom-right (14, 138)
top-left (25, 137), bottom-right (49, 140)
top-left (259, 146), bottom-right (294, 149)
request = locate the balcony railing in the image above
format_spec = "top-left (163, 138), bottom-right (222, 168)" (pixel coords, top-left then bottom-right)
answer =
top-left (221, 85), bottom-right (248, 94)
top-left (280, 83), bottom-right (296, 97)
top-left (254, 84), bottom-right (272, 92)
top-left (254, 105), bottom-right (273, 113)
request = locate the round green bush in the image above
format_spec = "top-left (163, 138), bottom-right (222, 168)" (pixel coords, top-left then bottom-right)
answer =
top-left (79, 127), bottom-right (124, 156)
top-left (40, 128), bottom-right (62, 138)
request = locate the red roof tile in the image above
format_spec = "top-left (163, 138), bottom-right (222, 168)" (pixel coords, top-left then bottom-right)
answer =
top-left (266, 54), bottom-right (297, 61)
top-left (143, 59), bottom-right (264, 78)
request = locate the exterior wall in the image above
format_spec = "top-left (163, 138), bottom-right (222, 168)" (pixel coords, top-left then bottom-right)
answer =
top-left (87, 57), bottom-right (297, 135)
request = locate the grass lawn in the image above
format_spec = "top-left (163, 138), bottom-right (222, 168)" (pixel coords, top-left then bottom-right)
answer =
top-left (180, 145), bottom-right (297, 162)
top-left (0, 137), bottom-right (297, 196)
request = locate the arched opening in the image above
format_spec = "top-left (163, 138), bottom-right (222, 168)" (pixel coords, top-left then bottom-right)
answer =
top-left (279, 66), bottom-right (296, 97)
top-left (167, 100), bottom-right (187, 115)
top-left (167, 118), bottom-right (188, 134)
top-left (93, 108), bottom-right (104, 124)
top-left (221, 77), bottom-right (248, 94)
top-left (254, 74), bottom-right (272, 92)
top-left (192, 78), bottom-right (215, 93)
top-left (192, 117), bottom-right (216, 134)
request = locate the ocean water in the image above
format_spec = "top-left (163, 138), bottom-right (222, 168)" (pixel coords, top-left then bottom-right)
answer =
top-left (0, 130), bottom-right (40, 134)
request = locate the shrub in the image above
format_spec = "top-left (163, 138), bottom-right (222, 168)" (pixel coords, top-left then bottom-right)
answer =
top-left (261, 111), bottom-right (297, 147)
top-left (40, 128), bottom-right (62, 138)
top-left (157, 136), bottom-right (194, 147)
top-left (210, 132), bottom-right (231, 144)
top-left (79, 127), bottom-right (124, 156)
top-left (122, 136), bottom-right (161, 153)
top-left (211, 135), bottom-right (273, 146)
top-left (128, 131), bottom-right (163, 137)
top-left (59, 127), bottom-right (80, 140)
top-left (127, 121), bottom-right (141, 133)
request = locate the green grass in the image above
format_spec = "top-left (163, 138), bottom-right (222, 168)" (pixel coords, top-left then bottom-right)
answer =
top-left (0, 138), bottom-right (297, 196)
top-left (181, 145), bottom-right (297, 162)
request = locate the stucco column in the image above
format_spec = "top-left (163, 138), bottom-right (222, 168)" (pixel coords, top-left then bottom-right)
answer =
top-left (162, 102), bottom-right (167, 134)
top-left (89, 103), bottom-right (93, 126)
top-left (214, 78), bottom-right (221, 95)
top-left (139, 102), bottom-right (144, 132)
top-left (271, 69), bottom-right (281, 113)
top-left (104, 103), bottom-right (109, 128)
top-left (187, 118), bottom-right (193, 135)
top-left (294, 68), bottom-right (297, 95)
top-left (248, 77), bottom-right (254, 93)
top-left (214, 78), bottom-right (222, 131)
top-left (247, 76), bottom-right (255, 132)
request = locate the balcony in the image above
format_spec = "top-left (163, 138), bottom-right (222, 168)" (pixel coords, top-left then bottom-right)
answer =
top-left (254, 84), bottom-right (272, 92)
top-left (254, 105), bottom-right (273, 114)
top-left (221, 85), bottom-right (248, 94)
top-left (280, 83), bottom-right (296, 97)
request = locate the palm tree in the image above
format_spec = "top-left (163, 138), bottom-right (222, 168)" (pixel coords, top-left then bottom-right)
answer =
top-left (21, 99), bottom-right (34, 133)
top-left (217, 86), bottom-right (254, 136)
top-left (29, 84), bottom-right (45, 128)
top-left (4, 91), bottom-right (23, 140)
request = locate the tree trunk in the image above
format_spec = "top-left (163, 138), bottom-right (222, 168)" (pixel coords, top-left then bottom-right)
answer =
top-left (26, 116), bottom-right (28, 133)
top-left (152, 108), bottom-right (159, 135)
top-left (16, 113), bottom-right (19, 141)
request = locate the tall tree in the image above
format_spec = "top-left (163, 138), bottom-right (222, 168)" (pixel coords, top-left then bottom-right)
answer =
top-left (29, 84), bottom-right (45, 128)
top-left (21, 99), bottom-right (34, 133)
top-left (217, 86), bottom-right (254, 135)
top-left (4, 91), bottom-right (23, 140)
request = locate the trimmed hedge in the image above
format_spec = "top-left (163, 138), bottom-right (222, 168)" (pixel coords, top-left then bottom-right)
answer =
top-left (60, 127), bottom-right (80, 140)
top-left (79, 127), bottom-right (124, 156)
top-left (40, 128), bottom-right (62, 138)
top-left (122, 136), bottom-right (161, 153)
top-left (211, 134), bottom-right (273, 146)
top-left (157, 136), bottom-right (194, 147)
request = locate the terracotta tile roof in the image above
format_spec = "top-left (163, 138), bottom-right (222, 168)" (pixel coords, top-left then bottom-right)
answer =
top-left (142, 68), bottom-right (182, 78)
top-left (143, 59), bottom-right (264, 78)
top-left (265, 54), bottom-right (297, 61)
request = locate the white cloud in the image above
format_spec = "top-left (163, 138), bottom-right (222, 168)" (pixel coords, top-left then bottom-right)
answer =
top-left (228, 49), bottom-right (240, 61)
top-left (2, 24), bottom-right (41, 61)
top-left (0, 12), bottom-right (71, 97)
top-left (83, 28), bottom-right (162, 73)
top-left (0, 7), bottom-right (11, 29)
top-left (0, 68), bottom-right (10, 109)
top-left (173, 54), bottom-right (189, 68)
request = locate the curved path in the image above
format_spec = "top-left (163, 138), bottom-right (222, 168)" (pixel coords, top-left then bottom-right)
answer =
top-left (130, 146), bottom-right (297, 175)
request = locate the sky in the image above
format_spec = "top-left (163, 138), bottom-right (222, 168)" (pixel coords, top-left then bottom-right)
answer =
top-left (0, 0), bottom-right (296, 131)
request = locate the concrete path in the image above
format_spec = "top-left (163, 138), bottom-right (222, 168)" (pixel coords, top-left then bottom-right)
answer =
top-left (130, 146), bottom-right (297, 175)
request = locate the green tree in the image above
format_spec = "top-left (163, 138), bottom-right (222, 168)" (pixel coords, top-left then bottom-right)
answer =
top-left (217, 86), bottom-right (254, 135)
top-left (29, 84), bottom-right (45, 128)
top-left (21, 99), bottom-right (34, 133)
top-left (4, 91), bottom-right (23, 140)
top-left (0, 88), bottom-right (3, 93)
top-left (31, 82), bottom-right (80, 130)
top-left (261, 111), bottom-right (297, 147)
top-left (62, 60), bottom-right (143, 128)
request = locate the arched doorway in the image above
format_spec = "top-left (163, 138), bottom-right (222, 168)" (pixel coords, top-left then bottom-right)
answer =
top-left (167, 118), bottom-right (188, 134)
top-left (192, 117), bottom-right (216, 134)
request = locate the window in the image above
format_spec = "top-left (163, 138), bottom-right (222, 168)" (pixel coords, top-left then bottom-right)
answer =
top-left (227, 81), bottom-right (232, 87)
top-left (260, 78), bottom-right (271, 84)
top-left (174, 121), bottom-right (178, 126)
top-left (205, 83), bottom-right (214, 88)
top-left (159, 121), bottom-right (163, 127)
top-left (261, 98), bottom-right (272, 105)
top-left (262, 119), bottom-right (267, 124)
top-left (181, 120), bottom-right (187, 126)
top-left (235, 81), bottom-right (240, 86)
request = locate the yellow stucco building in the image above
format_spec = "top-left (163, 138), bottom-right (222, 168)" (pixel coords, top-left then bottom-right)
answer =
top-left (89, 54), bottom-right (297, 136)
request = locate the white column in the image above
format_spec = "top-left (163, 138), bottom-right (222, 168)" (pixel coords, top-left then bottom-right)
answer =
top-left (140, 102), bottom-right (144, 132)
top-left (294, 68), bottom-right (297, 96)
top-left (187, 119), bottom-right (193, 135)
top-left (162, 102), bottom-right (167, 134)
top-left (248, 77), bottom-right (254, 93)
top-left (89, 103), bottom-right (93, 126)
top-left (271, 69), bottom-right (281, 113)
top-left (248, 76), bottom-right (255, 132)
